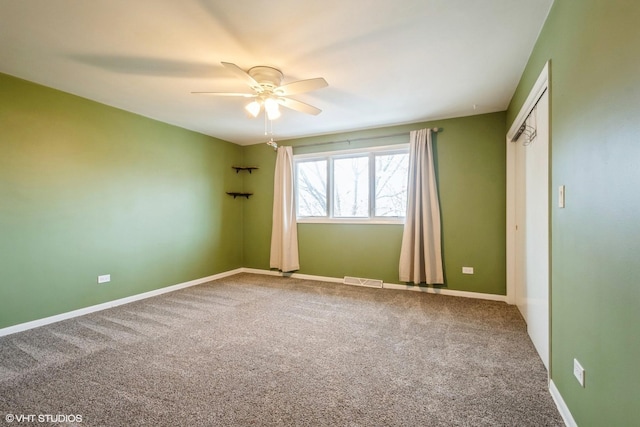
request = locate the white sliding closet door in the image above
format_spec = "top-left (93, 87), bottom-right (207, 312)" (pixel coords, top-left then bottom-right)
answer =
top-left (507, 62), bottom-right (551, 371)
top-left (513, 90), bottom-right (550, 370)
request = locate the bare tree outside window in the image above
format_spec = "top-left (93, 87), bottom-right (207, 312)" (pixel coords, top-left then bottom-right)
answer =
top-left (375, 153), bottom-right (409, 217)
top-left (334, 156), bottom-right (369, 217)
top-left (295, 146), bottom-right (409, 221)
top-left (296, 160), bottom-right (327, 216)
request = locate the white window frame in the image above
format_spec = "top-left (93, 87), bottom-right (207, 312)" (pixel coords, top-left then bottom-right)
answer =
top-left (294, 144), bottom-right (409, 224)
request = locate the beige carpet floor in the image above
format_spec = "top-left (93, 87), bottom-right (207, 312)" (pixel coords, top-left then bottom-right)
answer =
top-left (0, 273), bottom-right (563, 426)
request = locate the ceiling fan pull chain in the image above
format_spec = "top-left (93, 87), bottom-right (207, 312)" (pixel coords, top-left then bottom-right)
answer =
top-left (264, 112), bottom-right (268, 136)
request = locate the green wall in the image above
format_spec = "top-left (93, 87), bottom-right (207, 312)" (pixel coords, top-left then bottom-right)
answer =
top-left (4, 2), bottom-right (638, 421)
top-left (507, 1), bottom-right (640, 425)
top-left (242, 112), bottom-right (507, 294)
top-left (0, 73), bottom-right (243, 329)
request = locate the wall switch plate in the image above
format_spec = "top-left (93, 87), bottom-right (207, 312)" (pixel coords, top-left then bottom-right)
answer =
top-left (573, 358), bottom-right (585, 387)
top-left (462, 267), bottom-right (474, 274)
top-left (559, 185), bottom-right (565, 208)
top-left (97, 274), bottom-right (111, 284)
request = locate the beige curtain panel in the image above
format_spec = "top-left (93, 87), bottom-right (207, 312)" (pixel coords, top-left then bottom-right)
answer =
top-left (270, 145), bottom-right (300, 272)
top-left (399, 128), bottom-right (444, 284)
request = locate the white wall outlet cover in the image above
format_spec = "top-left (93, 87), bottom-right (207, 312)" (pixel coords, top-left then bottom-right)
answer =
top-left (573, 358), bottom-right (585, 387)
top-left (97, 274), bottom-right (111, 284)
top-left (559, 185), bottom-right (565, 208)
top-left (462, 267), bottom-right (474, 274)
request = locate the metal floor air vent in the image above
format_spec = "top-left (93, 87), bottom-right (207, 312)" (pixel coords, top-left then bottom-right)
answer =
top-left (343, 276), bottom-right (383, 288)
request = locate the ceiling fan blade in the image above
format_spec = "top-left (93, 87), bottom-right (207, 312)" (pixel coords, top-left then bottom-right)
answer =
top-left (221, 62), bottom-right (260, 90)
top-left (191, 91), bottom-right (255, 97)
top-left (278, 97), bottom-right (322, 115)
top-left (276, 78), bottom-right (328, 96)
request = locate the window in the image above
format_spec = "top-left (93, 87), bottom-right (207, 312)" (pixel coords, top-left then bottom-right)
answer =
top-left (295, 145), bottom-right (409, 223)
top-left (296, 159), bottom-right (327, 217)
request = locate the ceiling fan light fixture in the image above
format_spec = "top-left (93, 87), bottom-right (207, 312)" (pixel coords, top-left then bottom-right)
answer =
top-left (194, 62), bottom-right (327, 121)
top-left (245, 100), bottom-right (261, 118)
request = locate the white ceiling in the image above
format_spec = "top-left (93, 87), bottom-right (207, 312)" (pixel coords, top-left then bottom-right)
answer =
top-left (0, 0), bottom-right (553, 145)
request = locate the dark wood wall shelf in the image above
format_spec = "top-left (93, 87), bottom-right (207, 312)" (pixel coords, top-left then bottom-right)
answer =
top-left (226, 192), bottom-right (253, 199)
top-left (232, 166), bottom-right (259, 174)
top-left (228, 166), bottom-right (257, 199)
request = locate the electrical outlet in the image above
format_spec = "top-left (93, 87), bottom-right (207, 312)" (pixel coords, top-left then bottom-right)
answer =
top-left (573, 358), bottom-right (585, 387)
top-left (97, 274), bottom-right (111, 284)
top-left (559, 185), bottom-right (565, 208)
top-left (462, 267), bottom-right (474, 274)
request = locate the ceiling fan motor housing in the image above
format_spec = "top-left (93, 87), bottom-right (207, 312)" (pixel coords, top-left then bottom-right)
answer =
top-left (248, 66), bottom-right (284, 92)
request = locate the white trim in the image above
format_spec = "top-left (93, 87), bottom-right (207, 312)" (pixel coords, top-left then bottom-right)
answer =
top-left (241, 268), bottom-right (507, 302)
top-left (297, 218), bottom-right (404, 225)
top-left (1, 267), bottom-right (509, 337)
top-left (0, 268), bottom-right (244, 338)
top-left (382, 282), bottom-right (507, 302)
top-left (550, 379), bottom-right (577, 427)
top-left (240, 267), bottom-right (344, 284)
top-left (506, 60), bottom-right (550, 305)
top-left (505, 138), bottom-right (517, 305)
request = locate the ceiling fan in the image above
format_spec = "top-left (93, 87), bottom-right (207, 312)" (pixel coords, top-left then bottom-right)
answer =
top-left (192, 62), bottom-right (328, 120)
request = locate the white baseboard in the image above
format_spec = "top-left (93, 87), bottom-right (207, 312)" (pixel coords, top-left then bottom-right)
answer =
top-left (240, 268), bottom-right (344, 284)
top-left (549, 379), bottom-right (577, 427)
top-left (0, 268), bottom-right (244, 338)
top-left (383, 282), bottom-right (507, 302)
top-left (1, 267), bottom-right (507, 337)
top-left (240, 268), bottom-right (507, 302)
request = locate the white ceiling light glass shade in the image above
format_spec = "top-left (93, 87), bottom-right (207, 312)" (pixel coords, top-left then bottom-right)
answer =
top-left (245, 100), bottom-right (261, 118)
top-left (244, 97), bottom-right (281, 120)
top-left (264, 97), bottom-right (281, 120)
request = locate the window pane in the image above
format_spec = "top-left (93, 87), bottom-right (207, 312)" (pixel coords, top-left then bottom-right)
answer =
top-left (375, 153), bottom-right (409, 217)
top-left (296, 160), bottom-right (327, 216)
top-left (334, 156), bottom-right (369, 217)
